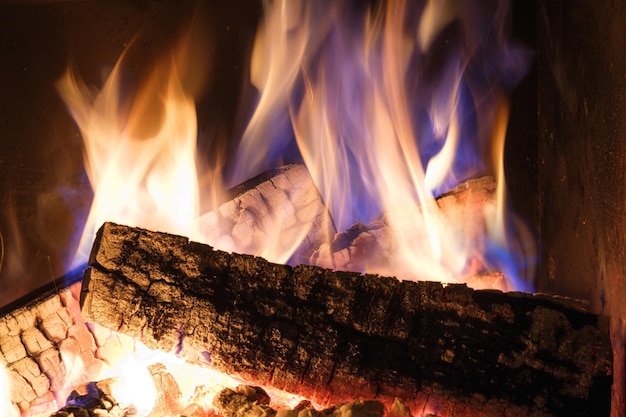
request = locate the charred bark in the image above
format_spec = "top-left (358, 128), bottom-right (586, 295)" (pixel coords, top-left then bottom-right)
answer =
top-left (0, 273), bottom-right (100, 416)
top-left (82, 222), bottom-right (612, 417)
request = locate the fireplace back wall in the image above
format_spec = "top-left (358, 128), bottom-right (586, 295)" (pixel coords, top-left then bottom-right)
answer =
top-left (537, 1), bottom-right (626, 413)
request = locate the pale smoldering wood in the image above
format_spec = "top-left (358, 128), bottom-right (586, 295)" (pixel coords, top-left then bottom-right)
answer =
top-left (0, 276), bottom-right (106, 416)
top-left (82, 222), bottom-right (612, 417)
top-left (198, 164), bottom-right (336, 265)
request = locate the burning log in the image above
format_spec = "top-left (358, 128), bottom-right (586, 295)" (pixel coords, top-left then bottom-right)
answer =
top-left (0, 164), bottom-right (334, 416)
top-left (82, 222), bottom-right (613, 417)
top-left (311, 176), bottom-right (509, 290)
top-left (198, 164), bottom-right (336, 264)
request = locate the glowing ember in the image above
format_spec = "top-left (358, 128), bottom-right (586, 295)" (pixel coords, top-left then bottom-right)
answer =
top-left (107, 358), bottom-right (156, 416)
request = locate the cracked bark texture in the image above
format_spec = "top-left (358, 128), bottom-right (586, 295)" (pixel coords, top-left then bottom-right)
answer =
top-left (197, 164), bottom-right (335, 265)
top-left (82, 222), bottom-right (612, 417)
top-left (0, 278), bottom-right (100, 416)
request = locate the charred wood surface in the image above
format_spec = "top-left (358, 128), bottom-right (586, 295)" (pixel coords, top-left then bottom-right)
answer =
top-left (82, 222), bottom-right (613, 417)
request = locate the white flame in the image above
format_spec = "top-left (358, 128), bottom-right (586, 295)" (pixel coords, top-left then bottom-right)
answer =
top-left (232, 0), bottom-right (534, 289)
top-left (57, 52), bottom-right (202, 269)
top-left (0, 361), bottom-right (20, 417)
top-left (108, 357), bottom-right (156, 417)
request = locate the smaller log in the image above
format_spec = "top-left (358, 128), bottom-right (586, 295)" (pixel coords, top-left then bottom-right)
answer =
top-left (198, 164), bottom-right (336, 265)
top-left (0, 270), bottom-right (104, 416)
top-left (310, 176), bottom-right (513, 290)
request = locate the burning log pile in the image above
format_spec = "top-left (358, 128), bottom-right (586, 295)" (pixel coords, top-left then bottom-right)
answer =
top-left (4, 0), bottom-right (600, 414)
top-left (0, 166), bottom-right (614, 417)
top-left (80, 222), bottom-right (612, 417)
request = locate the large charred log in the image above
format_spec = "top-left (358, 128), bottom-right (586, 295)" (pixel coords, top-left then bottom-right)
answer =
top-left (81, 222), bottom-right (612, 417)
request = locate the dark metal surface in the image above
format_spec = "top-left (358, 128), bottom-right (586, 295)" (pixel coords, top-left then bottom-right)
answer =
top-left (537, 1), bottom-right (626, 413)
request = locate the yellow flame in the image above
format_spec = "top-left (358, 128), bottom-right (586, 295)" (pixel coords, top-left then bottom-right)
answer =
top-left (488, 96), bottom-right (510, 246)
top-left (57, 0), bottom-right (530, 288)
top-left (108, 357), bottom-right (156, 416)
top-left (57, 50), bottom-right (203, 268)
top-left (418, 0), bottom-right (458, 52)
top-left (57, 37), bottom-right (323, 268)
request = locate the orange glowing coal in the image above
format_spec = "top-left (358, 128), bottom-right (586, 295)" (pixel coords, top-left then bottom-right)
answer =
top-left (5, 0), bottom-right (534, 416)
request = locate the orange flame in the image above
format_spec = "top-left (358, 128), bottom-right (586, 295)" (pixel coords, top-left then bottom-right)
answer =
top-left (58, 0), bottom-right (533, 288)
top-left (56, 48), bottom-right (205, 269)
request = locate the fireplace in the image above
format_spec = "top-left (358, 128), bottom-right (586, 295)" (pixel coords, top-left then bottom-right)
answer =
top-left (0, 0), bottom-right (624, 416)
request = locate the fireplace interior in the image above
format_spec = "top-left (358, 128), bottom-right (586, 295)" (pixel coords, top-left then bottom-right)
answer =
top-left (0, 0), bottom-right (624, 416)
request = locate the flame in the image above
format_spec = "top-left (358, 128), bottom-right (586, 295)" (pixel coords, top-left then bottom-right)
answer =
top-left (234, 0), bottom-right (534, 289)
top-left (56, 48), bottom-right (206, 269)
top-left (41, 1), bottom-right (536, 415)
top-left (107, 357), bottom-right (156, 416)
top-left (56, 0), bottom-right (533, 287)
top-left (56, 34), bottom-right (322, 269)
